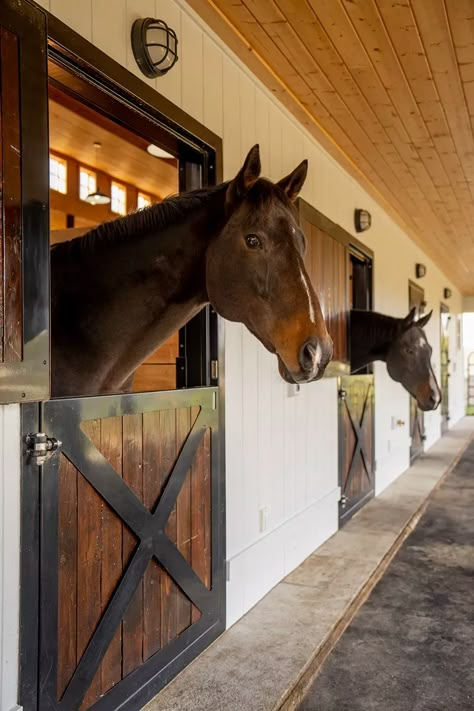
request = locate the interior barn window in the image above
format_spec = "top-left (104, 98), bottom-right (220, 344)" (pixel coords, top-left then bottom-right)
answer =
top-left (137, 192), bottom-right (151, 209)
top-left (79, 167), bottom-right (96, 201)
top-left (49, 155), bottom-right (67, 194)
top-left (111, 181), bottom-right (127, 215)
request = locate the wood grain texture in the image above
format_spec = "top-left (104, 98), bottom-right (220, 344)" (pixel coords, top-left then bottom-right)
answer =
top-left (303, 218), bottom-right (348, 363)
top-left (189, 0), bottom-right (474, 293)
top-left (55, 404), bottom-right (210, 704)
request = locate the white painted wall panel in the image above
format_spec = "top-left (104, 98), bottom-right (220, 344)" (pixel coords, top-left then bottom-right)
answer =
top-left (154, 0), bottom-right (182, 106)
top-left (50, 0), bottom-right (92, 39)
top-left (180, 12), bottom-right (203, 124)
top-left (0, 406), bottom-right (21, 711)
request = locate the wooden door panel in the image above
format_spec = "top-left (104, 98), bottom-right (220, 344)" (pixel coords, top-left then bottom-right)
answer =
top-left (339, 375), bottom-right (375, 524)
top-left (36, 389), bottom-right (223, 711)
top-left (302, 217), bottom-right (348, 363)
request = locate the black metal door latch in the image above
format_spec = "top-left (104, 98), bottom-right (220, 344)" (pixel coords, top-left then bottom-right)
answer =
top-left (25, 433), bottom-right (62, 465)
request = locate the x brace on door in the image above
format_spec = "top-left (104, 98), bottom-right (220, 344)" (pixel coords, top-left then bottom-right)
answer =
top-left (39, 389), bottom-right (219, 710)
top-left (341, 384), bottom-right (373, 497)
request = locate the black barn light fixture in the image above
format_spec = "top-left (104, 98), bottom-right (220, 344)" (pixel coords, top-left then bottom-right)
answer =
top-left (85, 142), bottom-right (110, 206)
top-left (443, 288), bottom-right (452, 299)
top-left (415, 263), bottom-right (426, 279)
top-left (131, 18), bottom-right (178, 78)
top-left (354, 208), bottom-right (371, 233)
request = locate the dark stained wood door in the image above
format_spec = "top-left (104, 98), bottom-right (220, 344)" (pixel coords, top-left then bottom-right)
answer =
top-left (300, 213), bottom-right (348, 365)
top-left (440, 303), bottom-right (450, 433)
top-left (409, 282), bottom-right (425, 461)
top-left (0, 0), bottom-right (50, 402)
top-left (26, 388), bottom-right (224, 711)
top-left (338, 375), bottom-right (375, 525)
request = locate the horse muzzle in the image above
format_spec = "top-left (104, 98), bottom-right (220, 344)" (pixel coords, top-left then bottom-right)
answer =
top-left (278, 335), bottom-right (333, 384)
top-left (415, 381), bottom-right (442, 411)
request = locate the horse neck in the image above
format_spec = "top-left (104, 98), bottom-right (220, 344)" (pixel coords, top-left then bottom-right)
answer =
top-left (350, 310), bottom-right (402, 371)
top-left (52, 188), bottom-right (227, 392)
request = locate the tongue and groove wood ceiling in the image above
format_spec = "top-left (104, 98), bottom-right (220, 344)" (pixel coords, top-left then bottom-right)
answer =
top-left (189, 0), bottom-right (474, 294)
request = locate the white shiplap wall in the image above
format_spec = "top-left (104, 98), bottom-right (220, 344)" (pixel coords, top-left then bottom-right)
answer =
top-left (31, 0), bottom-right (465, 625)
top-left (0, 405), bottom-right (21, 711)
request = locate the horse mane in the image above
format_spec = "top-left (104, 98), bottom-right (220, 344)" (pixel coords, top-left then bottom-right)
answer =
top-left (351, 309), bottom-right (409, 351)
top-left (51, 183), bottom-right (227, 261)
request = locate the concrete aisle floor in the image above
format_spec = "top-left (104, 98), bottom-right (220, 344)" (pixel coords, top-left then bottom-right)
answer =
top-left (145, 419), bottom-right (474, 711)
top-left (298, 439), bottom-right (474, 711)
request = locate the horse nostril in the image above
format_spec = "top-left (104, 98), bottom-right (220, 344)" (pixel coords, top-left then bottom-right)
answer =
top-left (299, 338), bottom-right (320, 374)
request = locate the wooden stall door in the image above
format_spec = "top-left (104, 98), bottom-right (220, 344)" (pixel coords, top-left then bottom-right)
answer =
top-left (0, 0), bottom-right (49, 402)
top-left (300, 216), bottom-right (348, 364)
top-left (440, 304), bottom-right (450, 433)
top-left (338, 375), bottom-right (375, 524)
top-left (30, 389), bottom-right (224, 711)
top-left (409, 282), bottom-right (425, 461)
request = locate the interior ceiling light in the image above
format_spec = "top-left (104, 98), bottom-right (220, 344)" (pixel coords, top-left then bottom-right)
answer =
top-left (146, 143), bottom-right (174, 159)
top-left (85, 142), bottom-right (111, 205)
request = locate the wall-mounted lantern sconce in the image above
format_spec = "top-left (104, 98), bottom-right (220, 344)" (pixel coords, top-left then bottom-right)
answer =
top-left (354, 208), bottom-right (371, 233)
top-left (443, 288), bottom-right (452, 299)
top-left (415, 263), bottom-right (426, 279)
top-left (420, 300), bottom-right (427, 313)
top-left (131, 18), bottom-right (178, 78)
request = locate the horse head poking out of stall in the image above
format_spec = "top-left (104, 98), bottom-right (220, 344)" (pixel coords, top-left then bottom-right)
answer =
top-left (351, 307), bottom-right (441, 411)
top-left (51, 145), bottom-right (333, 397)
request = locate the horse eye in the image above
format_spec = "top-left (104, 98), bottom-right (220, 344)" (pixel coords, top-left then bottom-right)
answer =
top-left (245, 234), bottom-right (262, 250)
top-left (405, 348), bottom-right (414, 355)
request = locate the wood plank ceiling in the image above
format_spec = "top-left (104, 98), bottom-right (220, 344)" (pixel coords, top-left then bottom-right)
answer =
top-left (189, 0), bottom-right (474, 294)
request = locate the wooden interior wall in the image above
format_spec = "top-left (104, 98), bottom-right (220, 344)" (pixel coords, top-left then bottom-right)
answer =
top-left (302, 216), bottom-right (348, 363)
top-left (0, 28), bottom-right (22, 363)
top-left (49, 151), bottom-right (160, 233)
top-left (57, 406), bottom-right (211, 708)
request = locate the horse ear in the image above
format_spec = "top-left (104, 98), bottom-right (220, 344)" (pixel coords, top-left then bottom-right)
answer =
top-left (402, 306), bottom-right (417, 329)
top-left (417, 310), bottom-right (433, 329)
top-left (277, 160), bottom-right (308, 202)
top-left (227, 144), bottom-right (261, 204)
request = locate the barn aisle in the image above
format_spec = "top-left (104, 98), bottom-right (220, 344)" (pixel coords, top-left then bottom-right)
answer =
top-left (298, 439), bottom-right (474, 711)
top-left (144, 419), bottom-right (474, 711)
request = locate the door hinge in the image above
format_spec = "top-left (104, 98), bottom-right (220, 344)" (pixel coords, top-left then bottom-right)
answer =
top-left (211, 359), bottom-right (219, 381)
top-left (339, 389), bottom-right (347, 400)
top-left (25, 433), bottom-right (62, 466)
top-left (340, 494), bottom-right (348, 509)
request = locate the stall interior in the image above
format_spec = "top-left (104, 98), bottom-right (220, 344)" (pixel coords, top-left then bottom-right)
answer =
top-left (48, 84), bottom-right (180, 394)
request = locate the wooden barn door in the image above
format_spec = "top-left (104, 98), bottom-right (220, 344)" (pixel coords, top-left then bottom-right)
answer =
top-left (0, 0), bottom-right (50, 403)
top-left (23, 388), bottom-right (224, 711)
top-left (297, 200), bottom-right (375, 526)
top-left (409, 282), bottom-right (425, 461)
top-left (338, 375), bottom-right (375, 523)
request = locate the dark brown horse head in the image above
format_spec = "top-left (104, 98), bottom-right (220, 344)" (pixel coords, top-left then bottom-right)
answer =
top-left (206, 145), bottom-right (333, 384)
top-left (386, 308), bottom-right (441, 411)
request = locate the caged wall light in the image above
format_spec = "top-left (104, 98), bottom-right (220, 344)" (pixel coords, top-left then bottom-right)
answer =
top-left (415, 263), bottom-right (426, 279)
top-left (354, 208), bottom-right (371, 233)
top-left (131, 18), bottom-right (179, 78)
